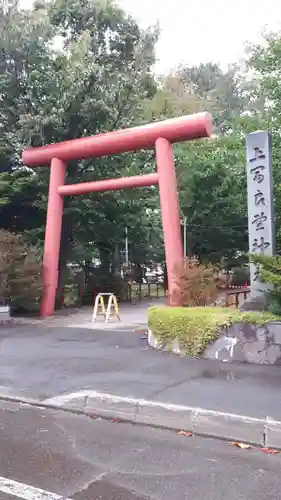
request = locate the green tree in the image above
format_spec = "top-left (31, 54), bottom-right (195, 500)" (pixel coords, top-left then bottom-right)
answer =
top-left (143, 73), bottom-right (209, 122)
top-left (0, 0), bottom-right (162, 299)
top-left (176, 62), bottom-right (245, 132)
top-left (0, 229), bottom-right (42, 310)
top-left (247, 31), bottom-right (281, 253)
top-left (141, 62), bottom-right (250, 266)
top-left (176, 133), bottom-right (248, 264)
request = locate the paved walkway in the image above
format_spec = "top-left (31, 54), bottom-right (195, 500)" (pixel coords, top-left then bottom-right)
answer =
top-left (11, 300), bottom-right (160, 330)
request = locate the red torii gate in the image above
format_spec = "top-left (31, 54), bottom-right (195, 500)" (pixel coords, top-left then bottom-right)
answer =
top-left (22, 112), bottom-right (212, 317)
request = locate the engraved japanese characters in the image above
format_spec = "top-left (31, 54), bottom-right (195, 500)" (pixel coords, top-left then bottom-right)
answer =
top-left (246, 132), bottom-right (275, 297)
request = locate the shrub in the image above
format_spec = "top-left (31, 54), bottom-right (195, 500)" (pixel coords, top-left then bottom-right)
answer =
top-left (249, 253), bottom-right (281, 314)
top-left (231, 266), bottom-right (250, 286)
top-left (82, 271), bottom-right (128, 305)
top-left (173, 256), bottom-right (227, 307)
top-left (148, 306), bottom-right (279, 356)
top-left (0, 230), bottom-right (43, 312)
top-left (63, 284), bottom-right (79, 308)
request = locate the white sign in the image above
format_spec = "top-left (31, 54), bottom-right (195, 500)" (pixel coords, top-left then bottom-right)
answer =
top-left (246, 131), bottom-right (275, 297)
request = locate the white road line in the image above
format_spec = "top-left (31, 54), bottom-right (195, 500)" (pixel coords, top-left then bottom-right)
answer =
top-left (0, 476), bottom-right (71, 500)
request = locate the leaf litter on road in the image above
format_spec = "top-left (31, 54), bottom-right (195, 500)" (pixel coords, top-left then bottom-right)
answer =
top-left (260, 448), bottom-right (280, 454)
top-left (232, 442), bottom-right (280, 454)
top-left (232, 442), bottom-right (252, 449)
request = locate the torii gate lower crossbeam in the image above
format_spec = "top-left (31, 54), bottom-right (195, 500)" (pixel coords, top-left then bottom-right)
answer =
top-left (22, 112), bottom-right (212, 317)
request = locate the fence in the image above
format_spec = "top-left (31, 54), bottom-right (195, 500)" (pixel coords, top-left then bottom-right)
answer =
top-left (78, 281), bottom-right (165, 306)
top-left (222, 286), bottom-right (251, 308)
top-left (126, 282), bottom-right (165, 302)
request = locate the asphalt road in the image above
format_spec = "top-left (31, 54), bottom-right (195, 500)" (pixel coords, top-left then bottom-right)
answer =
top-left (0, 400), bottom-right (280, 500)
top-left (1, 324), bottom-right (281, 420)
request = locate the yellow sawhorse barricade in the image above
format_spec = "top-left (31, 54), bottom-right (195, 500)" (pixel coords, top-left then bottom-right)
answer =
top-left (92, 293), bottom-right (120, 323)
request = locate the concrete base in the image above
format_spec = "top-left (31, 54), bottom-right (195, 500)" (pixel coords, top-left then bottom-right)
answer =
top-left (148, 322), bottom-right (281, 365)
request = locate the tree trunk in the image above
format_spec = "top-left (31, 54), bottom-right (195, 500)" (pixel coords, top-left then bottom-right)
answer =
top-left (99, 245), bottom-right (112, 279)
top-left (112, 243), bottom-right (121, 277)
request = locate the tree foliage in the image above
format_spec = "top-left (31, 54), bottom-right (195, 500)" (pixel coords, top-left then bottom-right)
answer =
top-left (0, 230), bottom-right (42, 309)
top-left (249, 253), bottom-right (281, 314)
top-left (241, 33), bottom-right (281, 253)
top-left (176, 134), bottom-right (248, 263)
top-left (0, 0), bottom-right (161, 290)
top-left (176, 62), bottom-right (245, 132)
top-left (174, 256), bottom-right (227, 307)
top-left (3, 0), bottom-right (281, 305)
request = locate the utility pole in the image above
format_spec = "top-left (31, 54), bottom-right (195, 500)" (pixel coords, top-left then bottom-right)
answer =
top-left (125, 227), bottom-right (129, 265)
top-left (183, 217), bottom-right (187, 257)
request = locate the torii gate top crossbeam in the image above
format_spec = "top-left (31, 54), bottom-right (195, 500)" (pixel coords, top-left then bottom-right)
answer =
top-left (22, 112), bottom-right (212, 166)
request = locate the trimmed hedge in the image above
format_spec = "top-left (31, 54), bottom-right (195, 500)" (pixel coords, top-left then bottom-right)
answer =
top-left (148, 306), bottom-right (280, 357)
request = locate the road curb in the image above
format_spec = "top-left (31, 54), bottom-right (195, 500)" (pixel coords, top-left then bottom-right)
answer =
top-left (0, 390), bottom-right (280, 449)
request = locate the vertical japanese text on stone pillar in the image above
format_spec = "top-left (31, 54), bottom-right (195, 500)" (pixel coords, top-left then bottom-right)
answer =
top-left (246, 131), bottom-right (275, 296)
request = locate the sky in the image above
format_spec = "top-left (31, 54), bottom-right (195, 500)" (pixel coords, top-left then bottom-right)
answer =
top-left (118, 0), bottom-right (281, 73)
top-left (21, 0), bottom-right (281, 73)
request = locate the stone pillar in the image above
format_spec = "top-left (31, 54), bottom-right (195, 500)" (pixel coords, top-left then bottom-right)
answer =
top-left (246, 131), bottom-right (275, 302)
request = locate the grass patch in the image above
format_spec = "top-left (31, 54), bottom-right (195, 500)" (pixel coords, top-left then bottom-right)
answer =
top-left (148, 306), bottom-right (281, 357)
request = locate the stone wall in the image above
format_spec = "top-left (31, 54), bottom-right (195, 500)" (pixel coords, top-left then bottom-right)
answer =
top-left (205, 322), bottom-right (281, 364)
top-left (148, 322), bottom-right (281, 365)
top-left (0, 305), bottom-right (10, 323)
